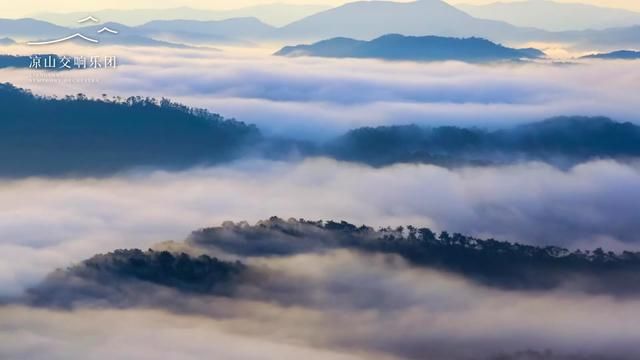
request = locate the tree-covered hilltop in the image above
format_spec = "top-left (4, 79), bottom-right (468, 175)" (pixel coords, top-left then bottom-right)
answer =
top-left (326, 117), bottom-right (640, 166)
top-left (190, 217), bottom-right (640, 295)
top-left (0, 83), bottom-right (261, 176)
top-left (81, 249), bottom-right (245, 292)
top-left (26, 249), bottom-right (246, 308)
top-left (21, 217), bottom-right (640, 309)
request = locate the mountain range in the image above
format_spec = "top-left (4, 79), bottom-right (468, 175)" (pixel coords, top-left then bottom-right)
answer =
top-left (277, 0), bottom-right (539, 42)
top-left (555, 26), bottom-right (640, 50)
top-left (136, 17), bottom-right (276, 44)
top-left (0, 18), bottom-right (68, 40)
top-left (275, 0), bottom-right (640, 49)
top-left (33, 4), bottom-right (330, 28)
top-left (3, 0), bottom-right (640, 50)
top-left (276, 34), bottom-right (544, 62)
top-left (0, 19), bottom-right (215, 48)
top-left (459, 0), bottom-right (640, 32)
top-left (28, 0), bottom-right (640, 34)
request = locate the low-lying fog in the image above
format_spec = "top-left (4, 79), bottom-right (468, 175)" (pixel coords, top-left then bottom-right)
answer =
top-left (2, 44), bottom-right (639, 140)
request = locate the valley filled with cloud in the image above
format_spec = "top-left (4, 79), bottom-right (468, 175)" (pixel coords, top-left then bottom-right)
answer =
top-left (2, 1), bottom-right (640, 358)
top-left (3, 45), bottom-right (640, 139)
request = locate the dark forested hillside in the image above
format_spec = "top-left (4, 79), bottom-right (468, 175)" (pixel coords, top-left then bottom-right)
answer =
top-left (2, 83), bottom-right (640, 177)
top-left (326, 117), bottom-right (640, 166)
top-left (26, 249), bottom-right (246, 308)
top-left (0, 83), bottom-right (261, 176)
top-left (189, 217), bottom-right (640, 295)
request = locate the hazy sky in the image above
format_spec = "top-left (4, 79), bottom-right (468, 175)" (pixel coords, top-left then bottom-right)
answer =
top-left (1, 0), bottom-right (640, 18)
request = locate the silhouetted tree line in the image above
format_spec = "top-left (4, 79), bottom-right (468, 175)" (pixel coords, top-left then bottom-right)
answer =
top-left (191, 217), bottom-right (640, 295)
top-left (22, 217), bottom-right (640, 309)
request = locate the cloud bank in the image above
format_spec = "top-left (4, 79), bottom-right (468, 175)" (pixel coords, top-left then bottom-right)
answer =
top-left (1, 45), bottom-right (639, 360)
top-left (1, 158), bottom-right (640, 298)
top-left (2, 46), bottom-right (640, 139)
top-left (8, 245), bottom-right (640, 360)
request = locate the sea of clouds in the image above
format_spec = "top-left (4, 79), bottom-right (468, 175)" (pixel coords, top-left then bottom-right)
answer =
top-left (1, 44), bottom-right (640, 139)
top-left (2, 158), bottom-right (640, 298)
top-left (1, 44), bottom-right (640, 359)
top-left (3, 248), bottom-right (640, 359)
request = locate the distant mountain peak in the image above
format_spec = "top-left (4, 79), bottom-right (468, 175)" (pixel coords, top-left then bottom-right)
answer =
top-left (277, 0), bottom-right (532, 42)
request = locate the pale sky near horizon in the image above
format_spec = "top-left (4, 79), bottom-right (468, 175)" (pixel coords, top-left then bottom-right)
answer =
top-left (1, 0), bottom-right (640, 18)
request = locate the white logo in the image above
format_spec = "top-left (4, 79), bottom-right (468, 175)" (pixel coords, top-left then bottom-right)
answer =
top-left (28, 16), bottom-right (119, 46)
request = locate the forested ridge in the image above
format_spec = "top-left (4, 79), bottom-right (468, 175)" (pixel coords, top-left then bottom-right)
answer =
top-left (2, 83), bottom-right (640, 176)
top-left (23, 216), bottom-right (640, 309)
top-left (0, 83), bottom-right (260, 175)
